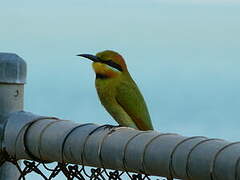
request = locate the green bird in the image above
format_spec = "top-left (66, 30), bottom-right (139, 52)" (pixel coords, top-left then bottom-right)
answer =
top-left (77, 50), bottom-right (153, 131)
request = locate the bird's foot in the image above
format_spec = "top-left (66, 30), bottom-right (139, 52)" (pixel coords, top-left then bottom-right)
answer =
top-left (102, 124), bottom-right (116, 130)
top-left (88, 124), bottom-right (116, 135)
top-left (116, 125), bottom-right (124, 128)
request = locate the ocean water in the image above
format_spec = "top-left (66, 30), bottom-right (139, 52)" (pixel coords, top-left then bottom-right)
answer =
top-left (1, 0), bottom-right (240, 179)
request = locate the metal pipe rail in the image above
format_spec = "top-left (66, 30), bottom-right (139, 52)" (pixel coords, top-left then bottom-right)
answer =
top-left (3, 111), bottom-right (240, 180)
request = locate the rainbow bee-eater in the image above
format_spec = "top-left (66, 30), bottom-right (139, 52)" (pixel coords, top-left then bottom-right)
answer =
top-left (77, 50), bottom-right (153, 131)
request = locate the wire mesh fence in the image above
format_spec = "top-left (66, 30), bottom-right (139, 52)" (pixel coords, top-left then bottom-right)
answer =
top-left (7, 158), bottom-right (170, 180)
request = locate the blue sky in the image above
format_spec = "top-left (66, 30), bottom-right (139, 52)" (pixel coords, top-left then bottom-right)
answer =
top-left (1, 0), bottom-right (240, 141)
top-left (1, 1), bottom-right (240, 179)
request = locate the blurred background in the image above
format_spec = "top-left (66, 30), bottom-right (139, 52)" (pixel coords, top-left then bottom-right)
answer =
top-left (1, 0), bottom-right (240, 142)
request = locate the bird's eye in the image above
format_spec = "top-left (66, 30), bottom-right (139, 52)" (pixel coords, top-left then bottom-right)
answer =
top-left (105, 60), bottom-right (123, 72)
top-left (106, 64), bottom-right (121, 72)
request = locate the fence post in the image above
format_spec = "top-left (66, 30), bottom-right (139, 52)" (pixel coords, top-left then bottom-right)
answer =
top-left (0, 53), bottom-right (26, 179)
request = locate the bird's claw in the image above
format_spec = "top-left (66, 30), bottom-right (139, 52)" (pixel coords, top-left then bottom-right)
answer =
top-left (102, 124), bottom-right (116, 130)
top-left (116, 125), bottom-right (124, 128)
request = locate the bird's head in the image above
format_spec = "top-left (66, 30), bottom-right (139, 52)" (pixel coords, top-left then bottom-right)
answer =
top-left (77, 50), bottom-right (128, 78)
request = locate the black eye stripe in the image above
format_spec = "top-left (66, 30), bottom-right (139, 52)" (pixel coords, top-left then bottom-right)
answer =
top-left (96, 73), bottom-right (108, 79)
top-left (105, 60), bottom-right (123, 72)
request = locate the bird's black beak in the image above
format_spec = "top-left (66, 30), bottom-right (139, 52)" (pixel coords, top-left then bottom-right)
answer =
top-left (77, 54), bottom-right (101, 62)
top-left (77, 53), bottom-right (123, 72)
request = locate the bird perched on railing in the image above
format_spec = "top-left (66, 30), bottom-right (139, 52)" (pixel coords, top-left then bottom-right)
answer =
top-left (77, 50), bottom-right (153, 131)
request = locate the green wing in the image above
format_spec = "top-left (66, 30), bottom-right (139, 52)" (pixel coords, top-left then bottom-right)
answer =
top-left (115, 78), bottom-right (153, 130)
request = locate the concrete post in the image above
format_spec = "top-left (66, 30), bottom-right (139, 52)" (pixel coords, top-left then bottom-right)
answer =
top-left (0, 53), bottom-right (26, 179)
